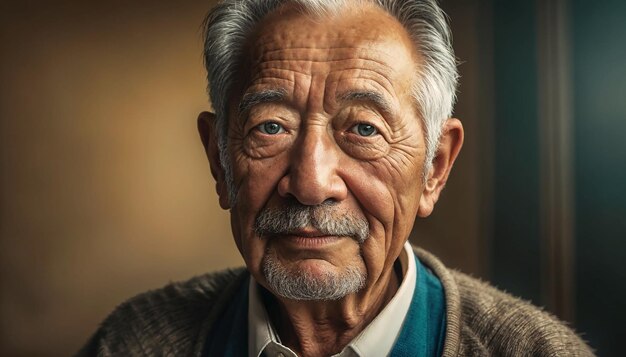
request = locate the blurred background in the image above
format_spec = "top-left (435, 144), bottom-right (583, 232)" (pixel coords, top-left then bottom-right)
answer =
top-left (0, 0), bottom-right (624, 355)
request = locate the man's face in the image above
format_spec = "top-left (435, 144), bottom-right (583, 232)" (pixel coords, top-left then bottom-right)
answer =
top-left (224, 4), bottom-right (428, 299)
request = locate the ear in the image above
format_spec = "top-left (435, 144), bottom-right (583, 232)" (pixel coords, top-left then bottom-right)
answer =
top-left (197, 111), bottom-right (230, 210)
top-left (417, 118), bottom-right (464, 217)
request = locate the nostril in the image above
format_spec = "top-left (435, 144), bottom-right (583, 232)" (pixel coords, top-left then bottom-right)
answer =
top-left (321, 198), bottom-right (338, 206)
top-left (275, 159), bottom-right (349, 205)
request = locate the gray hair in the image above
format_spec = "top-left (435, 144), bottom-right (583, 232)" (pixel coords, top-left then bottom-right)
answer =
top-left (203, 0), bottom-right (458, 204)
top-left (262, 252), bottom-right (366, 300)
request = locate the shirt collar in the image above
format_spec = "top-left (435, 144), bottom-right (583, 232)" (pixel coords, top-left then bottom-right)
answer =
top-left (248, 241), bottom-right (417, 357)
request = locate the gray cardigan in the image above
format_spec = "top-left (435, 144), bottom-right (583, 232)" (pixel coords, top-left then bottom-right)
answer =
top-left (77, 247), bottom-right (595, 356)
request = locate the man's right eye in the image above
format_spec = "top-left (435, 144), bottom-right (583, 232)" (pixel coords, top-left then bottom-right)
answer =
top-left (256, 122), bottom-right (285, 135)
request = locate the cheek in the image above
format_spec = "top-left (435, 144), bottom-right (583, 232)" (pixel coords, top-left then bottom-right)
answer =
top-left (347, 173), bottom-right (399, 280)
top-left (348, 155), bottom-right (422, 232)
top-left (344, 156), bottom-right (423, 271)
top-left (230, 152), bottom-right (290, 271)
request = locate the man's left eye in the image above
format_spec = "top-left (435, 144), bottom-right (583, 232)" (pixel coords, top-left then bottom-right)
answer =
top-left (350, 123), bottom-right (378, 137)
top-left (257, 122), bottom-right (285, 135)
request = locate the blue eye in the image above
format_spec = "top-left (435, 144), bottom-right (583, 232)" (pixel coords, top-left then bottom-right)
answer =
top-left (351, 123), bottom-right (378, 137)
top-left (257, 122), bottom-right (285, 135)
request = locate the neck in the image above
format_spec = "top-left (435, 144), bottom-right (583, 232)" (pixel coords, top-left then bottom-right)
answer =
top-left (263, 268), bottom-right (400, 357)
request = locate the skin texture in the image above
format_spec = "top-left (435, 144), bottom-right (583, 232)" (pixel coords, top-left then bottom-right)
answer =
top-left (198, 4), bottom-right (464, 356)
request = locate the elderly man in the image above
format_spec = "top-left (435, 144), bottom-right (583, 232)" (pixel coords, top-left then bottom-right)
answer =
top-left (78, 0), bottom-right (594, 356)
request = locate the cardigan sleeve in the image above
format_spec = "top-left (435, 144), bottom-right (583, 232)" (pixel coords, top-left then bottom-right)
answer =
top-left (74, 267), bottom-right (248, 357)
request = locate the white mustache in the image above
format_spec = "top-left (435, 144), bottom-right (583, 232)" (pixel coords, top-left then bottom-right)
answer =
top-left (254, 201), bottom-right (369, 243)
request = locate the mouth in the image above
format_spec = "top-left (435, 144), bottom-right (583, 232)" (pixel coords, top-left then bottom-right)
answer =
top-left (276, 228), bottom-right (345, 249)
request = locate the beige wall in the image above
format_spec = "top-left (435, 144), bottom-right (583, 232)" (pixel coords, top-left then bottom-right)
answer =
top-left (0, 1), bottom-right (244, 355)
top-left (0, 1), bottom-right (490, 355)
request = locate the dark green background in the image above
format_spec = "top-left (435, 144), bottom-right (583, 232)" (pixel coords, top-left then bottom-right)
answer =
top-left (487, 0), bottom-right (626, 354)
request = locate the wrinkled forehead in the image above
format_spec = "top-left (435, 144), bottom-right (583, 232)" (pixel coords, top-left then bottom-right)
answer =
top-left (247, 2), bottom-right (419, 60)
top-left (254, 2), bottom-right (414, 54)
top-left (232, 2), bottom-right (421, 104)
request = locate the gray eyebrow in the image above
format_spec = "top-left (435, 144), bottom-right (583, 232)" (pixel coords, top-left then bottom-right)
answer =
top-left (337, 90), bottom-right (393, 116)
top-left (238, 89), bottom-right (286, 116)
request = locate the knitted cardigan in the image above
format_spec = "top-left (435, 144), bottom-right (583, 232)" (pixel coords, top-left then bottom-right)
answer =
top-left (77, 247), bottom-right (595, 356)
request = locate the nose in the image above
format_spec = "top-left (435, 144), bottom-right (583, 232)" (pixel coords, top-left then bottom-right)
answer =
top-left (277, 127), bottom-right (348, 205)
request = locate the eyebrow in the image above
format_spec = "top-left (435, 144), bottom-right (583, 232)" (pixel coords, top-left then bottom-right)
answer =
top-left (337, 90), bottom-right (394, 117)
top-left (238, 89), bottom-right (287, 116)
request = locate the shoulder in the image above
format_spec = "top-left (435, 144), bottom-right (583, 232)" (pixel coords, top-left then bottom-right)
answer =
top-left (451, 271), bottom-right (595, 356)
top-left (76, 267), bottom-right (248, 356)
top-left (413, 247), bottom-right (595, 357)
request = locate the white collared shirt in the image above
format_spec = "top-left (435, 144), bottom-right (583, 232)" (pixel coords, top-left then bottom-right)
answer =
top-left (248, 241), bottom-right (417, 357)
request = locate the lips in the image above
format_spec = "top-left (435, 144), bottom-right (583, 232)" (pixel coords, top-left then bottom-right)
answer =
top-left (282, 227), bottom-right (330, 238)
top-left (278, 229), bottom-right (344, 248)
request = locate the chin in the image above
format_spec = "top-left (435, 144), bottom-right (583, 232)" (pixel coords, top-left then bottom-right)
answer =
top-left (261, 251), bottom-right (367, 301)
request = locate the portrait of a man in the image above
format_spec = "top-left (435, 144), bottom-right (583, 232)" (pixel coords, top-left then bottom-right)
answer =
top-left (70, 0), bottom-right (595, 356)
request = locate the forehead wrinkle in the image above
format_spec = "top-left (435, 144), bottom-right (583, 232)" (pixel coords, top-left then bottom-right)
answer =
top-left (247, 74), bottom-right (296, 87)
top-left (246, 3), bottom-right (422, 71)
top-left (250, 45), bottom-right (402, 85)
top-left (329, 66), bottom-right (398, 106)
top-left (251, 58), bottom-right (397, 94)
top-left (252, 47), bottom-right (398, 67)
top-left (251, 5), bottom-right (409, 53)
top-left (330, 67), bottom-right (396, 96)
top-left (254, 58), bottom-right (394, 70)
top-left (248, 69), bottom-right (300, 87)
top-left (252, 64), bottom-right (315, 79)
top-left (255, 45), bottom-right (396, 57)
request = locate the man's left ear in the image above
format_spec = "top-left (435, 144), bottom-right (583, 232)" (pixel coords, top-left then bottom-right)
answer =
top-left (417, 118), bottom-right (464, 217)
